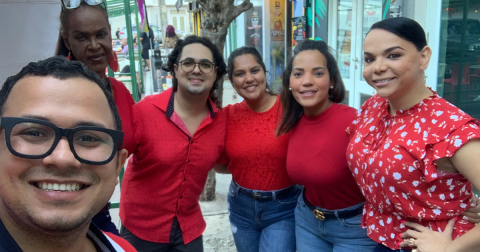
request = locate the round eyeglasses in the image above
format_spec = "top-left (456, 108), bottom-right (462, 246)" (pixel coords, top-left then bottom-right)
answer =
top-left (0, 117), bottom-right (123, 165)
top-left (179, 59), bottom-right (215, 74)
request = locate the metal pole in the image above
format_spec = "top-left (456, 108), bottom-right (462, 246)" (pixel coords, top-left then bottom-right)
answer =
top-left (124, 0), bottom-right (139, 102)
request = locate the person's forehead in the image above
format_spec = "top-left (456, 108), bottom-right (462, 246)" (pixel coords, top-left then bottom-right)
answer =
top-left (3, 76), bottom-right (115, 128)
top-left (180, 43), bottom-right (214, 61)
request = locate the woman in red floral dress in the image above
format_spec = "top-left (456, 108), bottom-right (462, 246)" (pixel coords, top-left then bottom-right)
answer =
top-left (347, 17), bottom-right (480, 252)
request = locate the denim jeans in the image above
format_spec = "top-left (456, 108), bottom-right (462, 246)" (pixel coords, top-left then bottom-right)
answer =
top-left (295, 191), bottom-right (377, 252)
top-left (227, 180), bottom-right (301, 252)
top-left (374, 243), bottom-right (412, 252)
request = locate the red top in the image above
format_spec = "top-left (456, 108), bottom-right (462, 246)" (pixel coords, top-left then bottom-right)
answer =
top-left (109, 77), bottom-right (135, 154)
top-left (119, 88), bottom-right (226, 244)
top-left (346, 92), bottom-right (480, 249)
top-left (218, 96), bottom-right (293, 190)
top-left (287, 103), bottom-right (365, 209)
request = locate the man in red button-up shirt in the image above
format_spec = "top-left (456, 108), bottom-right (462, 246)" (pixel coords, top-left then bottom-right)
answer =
top-left (119, 36), bottom-right (227, 252)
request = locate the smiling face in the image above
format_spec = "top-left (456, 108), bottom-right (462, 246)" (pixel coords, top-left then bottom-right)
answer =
top-left (290, 50), bottom-right (332, 116)
top-left (363, 29), bottom-right (431, 101)
top-left (0, 76), bottom-right (126, 234)
top-left (231, 54), bottom-right (268, 102)
top-left (62, 6), bottom-right (112, 78)
top-left (174, 43), bottom-right (217, 95)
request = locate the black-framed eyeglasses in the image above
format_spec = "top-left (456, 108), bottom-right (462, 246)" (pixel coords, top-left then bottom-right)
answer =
top-left (61, 0), bottom-right (106, 9)
top-left (179, 59), bottom-right (215, 74)
top-left (0, 117), bottom-right (123, 165)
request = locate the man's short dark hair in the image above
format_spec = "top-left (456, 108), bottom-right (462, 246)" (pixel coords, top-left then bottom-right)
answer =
top-left (162, 35), bottom-right (227, 107)
top-left (0, 56), bottom-right (122, 133)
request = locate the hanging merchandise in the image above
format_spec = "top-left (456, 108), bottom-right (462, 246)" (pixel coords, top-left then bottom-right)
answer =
top-left (244, 7), bottom-right (263, 57)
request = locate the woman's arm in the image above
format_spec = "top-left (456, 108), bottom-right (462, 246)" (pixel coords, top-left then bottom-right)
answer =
top-left (401, 139), bottom-right (480, 252)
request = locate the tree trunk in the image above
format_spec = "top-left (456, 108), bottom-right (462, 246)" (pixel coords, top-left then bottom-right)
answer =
top-left (198, 0), bottom-right (253, 202)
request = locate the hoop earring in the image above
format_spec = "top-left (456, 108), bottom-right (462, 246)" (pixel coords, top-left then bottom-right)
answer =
top-left (233, 91), bottom-right (238, 103)
top-left (66, 50), bottom-right (72, 61)
top-left (424, 73), bottom-right (428, 87)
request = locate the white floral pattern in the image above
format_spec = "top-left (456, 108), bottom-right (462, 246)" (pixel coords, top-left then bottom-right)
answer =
top-left (346, 91), bottom-right (480, 249)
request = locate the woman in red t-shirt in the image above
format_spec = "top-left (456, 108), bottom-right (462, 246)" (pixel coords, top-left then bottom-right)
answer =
top-left (214, 47), bottom-right (301, 252)
top-left (277, 40), bottom-right (376, 252)
top-left (347, 17), bottom-right (480, 252)
top-left (54, 1), bottom-right (135, 236)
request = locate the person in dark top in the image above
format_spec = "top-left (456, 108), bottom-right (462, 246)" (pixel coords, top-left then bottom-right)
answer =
top-left (116, 27), bottom-right (121, 40)
top-left (140, 24), bottom-right (154, 71)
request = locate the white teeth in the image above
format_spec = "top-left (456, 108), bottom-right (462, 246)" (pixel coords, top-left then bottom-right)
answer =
top-left (37, 182), bottom-right (83, 192)
top-left (245, 86), bottom-right (256, 90)
top-left (376, 78), bottom-right (394, 83)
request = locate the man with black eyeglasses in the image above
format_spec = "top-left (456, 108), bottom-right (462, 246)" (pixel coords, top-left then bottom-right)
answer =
top-left (119, 35), bottom-right (227, 252)
top-left (0, 57), bottom-right (136, 252)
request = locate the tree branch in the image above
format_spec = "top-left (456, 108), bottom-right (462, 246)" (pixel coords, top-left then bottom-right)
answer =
top-left (197, 0), bottom-right (209, 14)
top-left (226, 0), bottom-right (253, 24)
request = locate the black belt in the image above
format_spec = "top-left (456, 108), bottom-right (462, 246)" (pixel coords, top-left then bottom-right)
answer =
top-left (303, 193), bottom-right (363, 221)
top-left (237, 184), bottom-right (296, 202)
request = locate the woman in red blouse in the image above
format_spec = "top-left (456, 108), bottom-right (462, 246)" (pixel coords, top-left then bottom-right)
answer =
top-left (214, 47), bottom-right (301, 252)
top-left (277, 40), bottom-right (377, 252)
top-left (347, 17), bottom-right (480, 252)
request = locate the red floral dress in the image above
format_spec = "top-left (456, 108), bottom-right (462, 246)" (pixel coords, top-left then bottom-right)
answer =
top-left (346, 91), bottom-right (480, 249)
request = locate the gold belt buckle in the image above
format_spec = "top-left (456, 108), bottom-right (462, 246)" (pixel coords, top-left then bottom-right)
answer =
top-left (313, 209), bottom-right (325, 220)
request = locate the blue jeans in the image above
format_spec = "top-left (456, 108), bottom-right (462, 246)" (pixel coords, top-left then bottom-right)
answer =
top-left (374, 244), bottom-right (412, 252)
top-left (295, 192), bottom-right (377, 252)
top-left (227, 181), bottom-right (301, 252)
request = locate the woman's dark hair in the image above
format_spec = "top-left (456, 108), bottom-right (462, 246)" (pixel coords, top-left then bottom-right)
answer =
top-left (368, 17), bottom-right (427, 51)
top-left (226, 46), bottom-right (275, 96)
top-left (277, 40), bottom-right (345, 136)
top-left (166, 25), bottom-right (176, 38)
top-left (161, 35), bottom-right (227, 108)
top-left (55, 2), bottom-right (110, 59)
top-left (0, 57), bottom-right (122, 137)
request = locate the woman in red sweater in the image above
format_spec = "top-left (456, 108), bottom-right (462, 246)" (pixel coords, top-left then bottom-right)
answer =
top-left (54, 1), bottom-right (135, 235)
top-left (277, 40), bottom-right (376, 252)
top-left (215, 47), bottom-right (301, 252)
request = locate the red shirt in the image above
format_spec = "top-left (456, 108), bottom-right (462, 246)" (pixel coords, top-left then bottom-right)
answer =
top-left (287, 103), bottom-right (365, 209)
top-left (119, 88), bottom-right (226, 244)
top-left (109, 77), bottom-right (135, 154)
top-left (346, 92), bottom-right (480, 249)
top-left (218, 96), bottom-right (293, 190)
